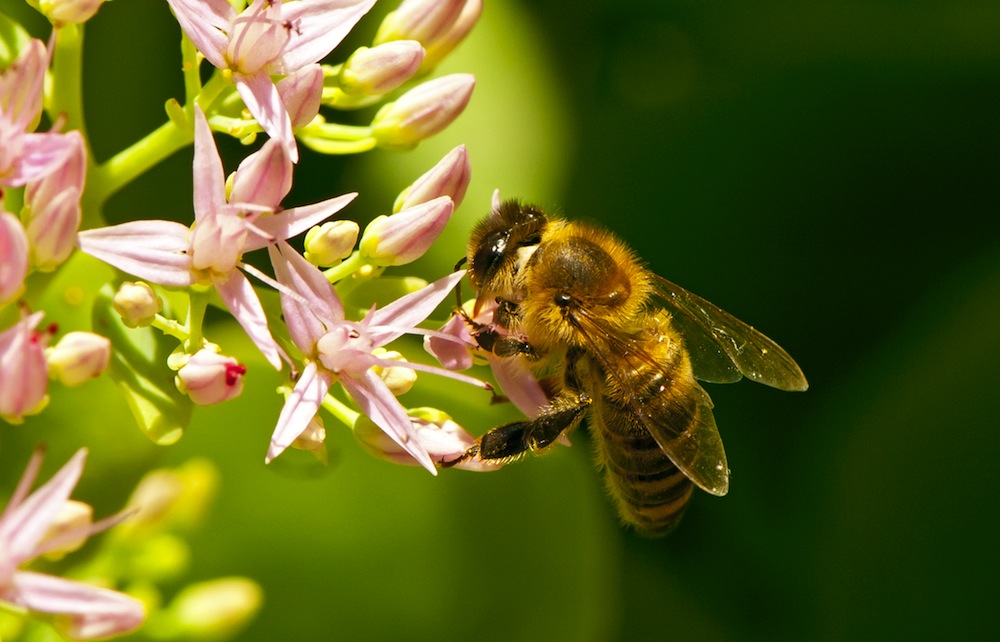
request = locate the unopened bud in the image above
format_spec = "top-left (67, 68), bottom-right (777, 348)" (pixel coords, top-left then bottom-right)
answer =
top-left (113, 281), bottom-right (162, 328)
top-left (371, 349), bottom-right (417, 396)
top-left (166, 578), bottom-right (262, 640)
top-left (421, 0), bottom-right (482, 71)
top-left (175, 349), bottom-right (246, 406)
top-left (0, 312), bottom-right (50, 424)
top-left (47, 331), bottom-right (111, 386)
top-left (304, 220), bottom-right (359, 266)
top-left (394, 144), bottom-right (471, 212)
top-left (359, 196), bottom-right (453, 266)
top-left (40, 499), bottom-right (93, 559)
top-left (0, 211), bottom-right (29, 305)
top-left (374, 0), bottom-right (466, 46)
top-left (340, 41), bottom-right (425, 96)
top-left (277, 64), bottom-right (323, 128)
top-left (27, 0), bottom-right (105, 25)
top-left (291, 415), bottom-right (328, 463)
top-left (371, 74), bottom-right (475, 150)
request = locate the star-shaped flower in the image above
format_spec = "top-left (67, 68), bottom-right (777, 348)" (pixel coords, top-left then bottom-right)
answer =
top-left (78, 106), bottom-right (354, 369)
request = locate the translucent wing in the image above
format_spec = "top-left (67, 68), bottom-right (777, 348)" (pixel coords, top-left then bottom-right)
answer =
top-left (651, 275), bottom-right (808, 391)
top-left (570, 306), bottom-right (730, 495)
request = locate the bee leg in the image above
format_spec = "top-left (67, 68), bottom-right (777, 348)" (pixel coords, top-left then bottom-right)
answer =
top-left (442, 393), bottom-right (591, 468)
top-left (471, 326), bottom-right (542, 361)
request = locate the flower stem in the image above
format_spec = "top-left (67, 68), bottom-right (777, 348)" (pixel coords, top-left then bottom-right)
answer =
top-left (83, 119), bottom-right (194, 226)
top-left (185, 290), bottom-right (209, 351)
top-left (323, 252), bottom-right (371, 284)
top-left (49, 24), bottom-right (87, 139)
top-left (322, 391), bottom-right (361, 428)
top-left (151, 315), bottom-right (190, 342)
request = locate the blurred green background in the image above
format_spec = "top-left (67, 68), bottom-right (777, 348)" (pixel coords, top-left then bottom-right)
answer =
top-left (4, 0), bottom-right (999, 640)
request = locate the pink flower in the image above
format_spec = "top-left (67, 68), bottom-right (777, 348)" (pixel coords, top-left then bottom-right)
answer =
top-left (0, 39), bottom-right (78, 187)
top-left (166, 0), bottom-right (376, 161)
top-left (0, 449), bottom-right (145, 639)
top-left (265, 241), bottom-right (488, 468)
top-left (0, 312), bottom-right (50, 424)
top-left (25, 130), bottom-right (86, 271)
top-left (78, 107), bottom-right (355, 369)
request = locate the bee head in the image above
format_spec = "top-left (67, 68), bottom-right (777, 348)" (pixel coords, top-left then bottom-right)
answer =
top-left (467, 200), bottom-right (547, 309)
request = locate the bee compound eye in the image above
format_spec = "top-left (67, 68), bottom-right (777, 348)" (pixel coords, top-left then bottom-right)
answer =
top-left (472, 230), bottom-right (509, 279)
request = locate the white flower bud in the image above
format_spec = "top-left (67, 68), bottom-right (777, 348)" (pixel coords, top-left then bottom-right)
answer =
top-left (371, 349), bottom-right (417, 396)
top-left (113, 281), bottom-right (162, 328)
top-left (371, 74), bottom-right (475, 150)
top-left (175, 349), bottom-right (246, 406)
top-left (304, 220), bottom-right (359, 266)
top-left (46, 331), bottom-right (111, 387)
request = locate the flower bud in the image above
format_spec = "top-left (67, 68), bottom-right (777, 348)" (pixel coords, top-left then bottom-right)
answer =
top-left (339, 41), bottom-right (425, 96)
top-left (277, 64), bottom-right (323, 128)
top-left (393, 144), bottom-right (471, 212)
top-left (421, 0), bottom-right (482, 71)
top-left (175, 349), bottom-right (246, 406)
top-left (374, 0), bottom-right (466, 46)
top-left (27, 0), bottom-right (105, 25)
top-left (291, 414), bottom-right (328, 463)
top-left (167, 578), bottom-right (262, 640)
top-left (371, 349), bottom-right (417, 396)
top-left (24, 132), bottom-right (85, 271)
top-left (0, 312), bottom-right (50, 424)
top-left (359, 196), bottom-right (453, 266)
top-left (228, 137), bottom-right (292, 210)
top-left (355, 407), bottom-right (503, 471)
top-left (40, 500), bottom-right (93, 559)
top-left (370, 74), bottom-right (475, 150)
top-left (113, 281), bottom-right (162, 328)
top-left (0, 211), bottom-right (29, 305)
top-left (304, 220), bottom-right (359, 266)
top-left (46, 331), bottom-right (111, 386)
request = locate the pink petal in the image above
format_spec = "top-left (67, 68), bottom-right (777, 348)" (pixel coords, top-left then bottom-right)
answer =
top-left (166, 0), bottom-right (232, 69)
top-left (277, 0), bottom-right (377, 72)
top-left (77, 221), bottom-right (195, 287)
top-left (244, 193), bottom-right (357, 251)
top-left (0, 450), bottom-right (86, 564)
top-left (267, 361), bottom-right (332, 463)
top-left (229, 138), bottom-right (291, 209)
top-left (10, 571), bottom-right (144, 639)
top-left (235, 71), bottom-right (297, 163)
top-left (423, 313), bottom-right (474, 371)
top-left (213, 270), bottom-right (285, 369)
top-left (340, 369), bottom-right (436, 474)
top-left (489, 355), bottom-right (548, 419)
top-left (0, 312), bottom-right (49, 423)
top-left (365, 270), bottom-right (466, 345)
top-left (192, 106), bottom-right (227, 223)
top-left (268, 241), bottom-right (343, 351)
top-left (3, 132), bottom-right (78, 188)
top-left (0, 40), bottom-right (47, 131)
top-left (276, 64), bottom-right (323, 128)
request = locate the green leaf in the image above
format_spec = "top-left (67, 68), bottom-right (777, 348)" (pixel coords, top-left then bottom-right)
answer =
top-left (93, 284), bottom-right (193, 445)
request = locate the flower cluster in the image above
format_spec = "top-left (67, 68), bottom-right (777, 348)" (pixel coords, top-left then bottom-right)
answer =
top-left (1, 0), bottom-right (503, 638)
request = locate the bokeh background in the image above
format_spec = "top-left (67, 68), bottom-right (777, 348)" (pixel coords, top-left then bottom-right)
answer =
top-left (3, 1), bottom-right (998, 639)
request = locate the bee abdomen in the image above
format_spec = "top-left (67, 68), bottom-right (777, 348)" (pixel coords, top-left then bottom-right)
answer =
top-left (592, 404), bottom-right (696, 536)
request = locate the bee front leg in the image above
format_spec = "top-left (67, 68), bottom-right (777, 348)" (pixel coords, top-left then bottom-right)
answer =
top-left (441, 392), bottom-right (591, 468)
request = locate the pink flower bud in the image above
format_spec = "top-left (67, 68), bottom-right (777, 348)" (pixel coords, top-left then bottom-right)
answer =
top-left (46, 331), bottom-right (111, 387)
top-left (370, 74), bottom-right (475, 150)
top-left (277, 64), bottom-right (323, 128)
top-left (393, 144), bottom-right (471, 212)
top-left (26, 0), bottom-right (105, 25)
top-left (359, 196), bottom-right (453, 266)
top-left (0, 312), bottom-right (50, 423)
top-left (25, 132), bottom-right (86, 271)
top-left (374, 0), bottom-right (466, 46)
top-left (421, 0), bottom-right (482, 71)
top-left (339, 41), bottom-right (425, 96)
top-left (0, 211), bottom-right (29, 305)
top-left (304, 220), bottom-right (359, 266)
top-left (228, 137), bottom-right (292, 210)
top-left (175, 349), bottom-right (246, 406)
top-left (113, 281), bottom-right (162, 328)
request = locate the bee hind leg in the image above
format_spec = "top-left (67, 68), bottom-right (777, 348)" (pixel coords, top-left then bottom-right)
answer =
top-left (442, 393), bottom-right (591, 468)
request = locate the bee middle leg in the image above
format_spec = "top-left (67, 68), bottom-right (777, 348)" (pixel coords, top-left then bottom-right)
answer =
top-left (441, 392), bottom-right (591, 467)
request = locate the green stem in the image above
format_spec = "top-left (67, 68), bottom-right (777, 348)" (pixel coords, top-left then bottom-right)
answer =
top-left (322, 390), bottom-right (361, 428)
top-left (83, 118), bottom-right (193, 225)
top-left (185, 289), bottom-right (209, 351)
top-left (323, 252), bottom-right (371, 284)
top-left (151, 315), bottom-right (190, 342)
top-left (49, 24), bottom-right (87, 139)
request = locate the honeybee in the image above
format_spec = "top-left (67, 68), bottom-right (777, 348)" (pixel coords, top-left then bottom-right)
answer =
top-left (444, 200), bottom-right (808, 536)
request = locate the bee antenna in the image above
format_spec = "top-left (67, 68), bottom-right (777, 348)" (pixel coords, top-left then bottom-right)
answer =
top-left (453, 256), bottom-right (468, 271)
top-left (453, 257), bottom-right (467, 311)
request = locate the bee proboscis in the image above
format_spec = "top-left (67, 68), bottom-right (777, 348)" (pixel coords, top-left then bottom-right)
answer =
top-left (444, 200), bottom-right (808, 536)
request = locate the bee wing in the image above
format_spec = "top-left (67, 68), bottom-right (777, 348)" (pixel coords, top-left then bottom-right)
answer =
top-left (651, 275), bottom-right (808, 391)
top-left (571, 309), bottom-right (730, 496)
